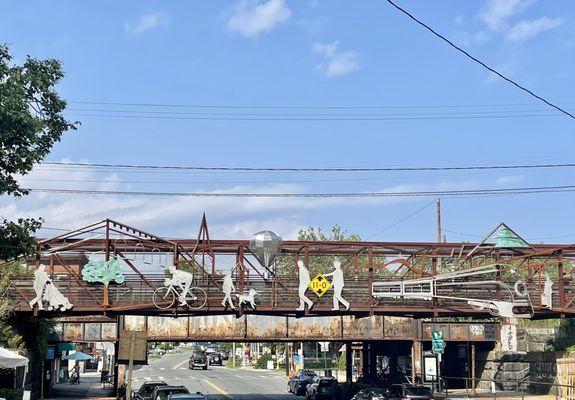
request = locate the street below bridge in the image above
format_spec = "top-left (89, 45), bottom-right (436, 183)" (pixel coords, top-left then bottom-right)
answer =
top-left (132, 350), bottom-right (296, 400)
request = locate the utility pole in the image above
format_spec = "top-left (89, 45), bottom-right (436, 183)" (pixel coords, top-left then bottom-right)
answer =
top-left (436, 198), bottom-right (442, 242)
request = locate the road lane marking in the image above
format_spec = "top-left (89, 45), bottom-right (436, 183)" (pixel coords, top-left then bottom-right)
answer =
top-left (203, 379), bottom-right (234, 399)
top-left (174, 359), bottom-right (188, 369)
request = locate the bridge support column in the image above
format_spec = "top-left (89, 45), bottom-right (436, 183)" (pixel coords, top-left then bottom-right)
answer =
top-left (345, 342), bottom-right (352, 383)
top-left (412, 340), bottom-right (422, 383)
top-left (361, 342), bottom-right (368, 381)
top-left (369, 342), bottom-right (377, 383)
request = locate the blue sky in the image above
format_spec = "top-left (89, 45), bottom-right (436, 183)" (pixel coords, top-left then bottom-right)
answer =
top-left (1, 0), bottom-right (574, 243)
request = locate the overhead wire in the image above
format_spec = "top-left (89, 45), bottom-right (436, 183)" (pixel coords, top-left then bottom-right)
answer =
top-left (367, 199), bottom-right (437, 240)
top-left (64, 112), bottom-right (562, 121)
top-left (23, 184), bottom-right (575, 197)
top-left (69, 100), bottom-right (573, 110)
top-left (38, 161), bottom-right (575, 172)
top-left (385, 0), bottom-right (575, 120)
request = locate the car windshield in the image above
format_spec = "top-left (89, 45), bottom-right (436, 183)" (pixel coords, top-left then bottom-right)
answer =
top-left (144, 385), bottom-right (161, 394)
top-left (157, 389), bottom-right (188, 400)
top-left (405, 387), bottom-right (433, 396)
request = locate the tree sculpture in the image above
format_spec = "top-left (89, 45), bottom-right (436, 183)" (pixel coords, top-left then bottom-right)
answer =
top-left (82, 259), bottom-right (125, 306)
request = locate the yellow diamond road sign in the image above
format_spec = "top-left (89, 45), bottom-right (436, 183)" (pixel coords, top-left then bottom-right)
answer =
top-left (309, 274), bottom-right (332, 298)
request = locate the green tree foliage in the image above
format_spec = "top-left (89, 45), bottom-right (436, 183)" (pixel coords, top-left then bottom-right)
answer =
top-left (0, 45), bottom-right (74, 386)
top-left (297, 225), bottom-right (361, 242)
top-left (275, 225), bottom-right (366, 276)
top-left (0, 43), bottom-right (77, 261)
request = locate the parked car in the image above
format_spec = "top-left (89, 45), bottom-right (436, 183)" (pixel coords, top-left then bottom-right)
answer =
top-left (148, 348), bottom-right (165, 357)
top-left (150, 386), bottom-right (189, 400)
top-left (288, 370), bottom-right (317, 395)
top-left (305, 376), bottom-right (338, 400)
top-left (167, 393), bottom-right (207, 400)
top-left (351, 388), bottom-right (387, 400)
top-left (386, 385), bottom-right (433, 400)
top-left (189, 352), bottom-right (208, 370)
top-left (209, 352), bottom-right (223, 366)
top-left (133, 381), bottom-right (168, 400)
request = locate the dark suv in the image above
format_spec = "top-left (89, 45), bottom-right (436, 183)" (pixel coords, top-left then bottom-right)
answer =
top-left (288, 370), bottom-right (317, 395)
top-left (305, 376), bottom-right (339, 400)
top-left (386, 384), bottom-right (433, 400)
top-left (189, 352), bottom-right (208, 370)
top-left (133, 381), bottom-right (167, 400)
top-left (150, 386), bottom-right (189, 400)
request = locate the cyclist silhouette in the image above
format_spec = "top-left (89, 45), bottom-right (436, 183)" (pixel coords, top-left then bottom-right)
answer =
top-left (164, 266), bottom-right (194, 306)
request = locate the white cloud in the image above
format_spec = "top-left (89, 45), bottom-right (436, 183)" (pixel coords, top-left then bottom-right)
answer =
top-left (505, 17), bottom-right (563, 42)
top-left (496, 175), bottom-right (524, 184)
top-left (479, 0), bottom-right (535, 31)
top-left (226, 0), bottom-right (292, 38)
top-left (312, 41), bottom-right (359, 78)
top-left (125, 11), bottom-right (170, 35)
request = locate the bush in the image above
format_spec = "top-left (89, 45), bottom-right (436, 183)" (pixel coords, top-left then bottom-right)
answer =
top-left (338, 352), bottom-right (347, 371)
top-left (226, 357), bottom-right (241, 368)
top-left (0, 388), bottom-right (24, 400)
top-left (255, 353), bottom-right (272, 369)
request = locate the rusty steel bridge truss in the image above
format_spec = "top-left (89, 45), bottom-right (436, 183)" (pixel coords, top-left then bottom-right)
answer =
top-left (6, 217), bottom-right (575, 319)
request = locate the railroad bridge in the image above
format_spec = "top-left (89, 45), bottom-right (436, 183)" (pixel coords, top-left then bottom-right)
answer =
top-left (5, 217), bottom-right (575, 319)
top-left (4, 216), bottom-right (575, 391)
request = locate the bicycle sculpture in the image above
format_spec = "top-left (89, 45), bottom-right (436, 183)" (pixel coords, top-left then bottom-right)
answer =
top-left (372, 264), bottom-right (551, 319)
top-left (152, 266), bottom-right (207, 310)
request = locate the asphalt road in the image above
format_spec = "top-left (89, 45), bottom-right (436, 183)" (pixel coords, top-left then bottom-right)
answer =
top-left (131, 350), bottom-right (300, 400)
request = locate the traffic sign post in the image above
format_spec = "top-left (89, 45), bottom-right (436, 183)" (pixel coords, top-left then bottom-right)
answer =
top-left (431, 330), bottom-right (445, 393)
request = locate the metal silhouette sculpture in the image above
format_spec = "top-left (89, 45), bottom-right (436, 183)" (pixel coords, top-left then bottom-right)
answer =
top-left (541, 273), bottom-right (554, 309)
top-left (372, 264), bottom-right (536, 318)
top-left (237, 288), bottom-right (259, 309)
top-left (296, 260), bottom-right (314, 311)
top-left (153, 266), bottom-right (207, 310)
top-left (221, 271), bottom-right (236, 309)
top-left (29, 265), bottom-right (73, 311)
top-left (324, 257), bottom-right (350, 311)
top-left (249, 230), bottom-right (282, 275)
top-left (82, 259), bottom-right (126, 286)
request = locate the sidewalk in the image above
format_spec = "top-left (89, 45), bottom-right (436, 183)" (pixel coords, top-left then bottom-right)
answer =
top-left (439, 389), bottom-right (556, 400)
top-left (51, 371), bottom-right (114, 400)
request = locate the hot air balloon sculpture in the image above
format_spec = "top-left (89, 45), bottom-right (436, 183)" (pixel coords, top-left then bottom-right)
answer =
top-left (248, 230), bottom-right (283, 275)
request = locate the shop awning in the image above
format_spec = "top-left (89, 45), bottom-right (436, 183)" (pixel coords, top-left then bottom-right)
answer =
top-left (0, 347), bottom-right (29, 369)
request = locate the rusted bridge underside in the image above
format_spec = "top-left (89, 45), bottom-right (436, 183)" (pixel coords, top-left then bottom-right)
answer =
top-left (6, 218), bottom-right (575, 319)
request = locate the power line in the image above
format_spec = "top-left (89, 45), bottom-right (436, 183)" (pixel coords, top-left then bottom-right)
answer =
top-left (385, 0), bottom-right (575, 120)
top-left (39, 161), bottom-right (575, 172)
top-left (24, 184), bottom-right (575, 197)
top-left (69, 100), bottom-right (573, 110)
top-left (65, 112), bottom-right (561, 122)
top-left (67, 107), bottom-right (570, 117)
top-left (367, 199), bottom-right (437, 240)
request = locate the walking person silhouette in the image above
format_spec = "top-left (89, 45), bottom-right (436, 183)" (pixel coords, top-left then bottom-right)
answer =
top-left (296, 260), bottom-right (313, 311)
top-left (324, 257), bottom-right (350, 311)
